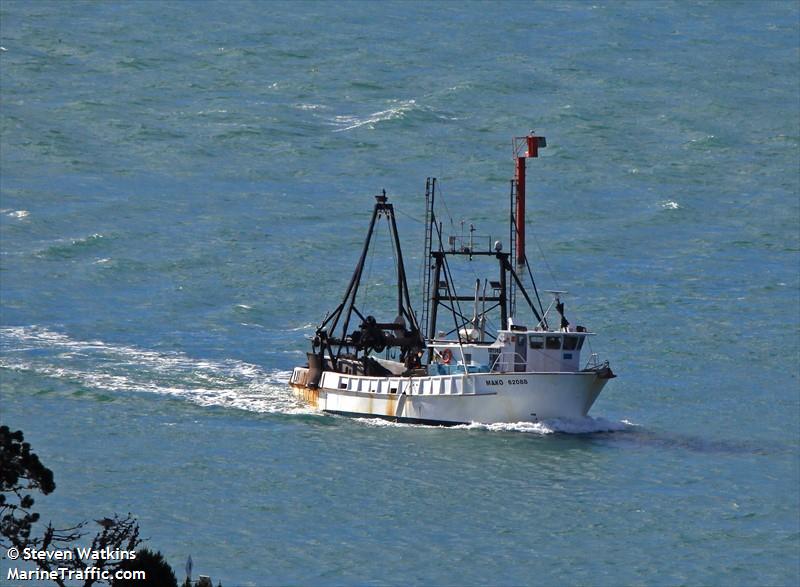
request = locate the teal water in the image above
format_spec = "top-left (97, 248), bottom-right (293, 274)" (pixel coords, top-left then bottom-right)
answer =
top-left (1, 2), bottom-right (799, 586)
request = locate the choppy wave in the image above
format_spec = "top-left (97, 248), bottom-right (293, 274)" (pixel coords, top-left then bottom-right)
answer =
top-left (0, 326), bottom-right (310, 415)
top-left (36, 233), bottom-right (108, 259)
top-left (288, 322), bottom-right (315, 331)
top-left (331, 99), bottom-right (420, 132)
top-left (294, 103), bottom-right (328, 111)
top-left (3, 209), bottom-right (30, 218)
top-left (328, 98), bottom-right (457, 132)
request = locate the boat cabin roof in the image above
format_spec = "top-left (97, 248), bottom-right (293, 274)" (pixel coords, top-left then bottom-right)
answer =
top-left (428, 329), bottom-right (595, 349)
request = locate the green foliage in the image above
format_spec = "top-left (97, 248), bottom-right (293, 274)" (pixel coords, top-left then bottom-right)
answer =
top-left (1, 426), bottom-right (221, 587)
top-left (1, 425), bottom-right (143, 587)
top-left (0, 425), bottom-right (56, 549)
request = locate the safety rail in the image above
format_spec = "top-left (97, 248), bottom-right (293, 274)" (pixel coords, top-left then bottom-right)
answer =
top-left (584, 353), bottom-right (602, 370)
top-left (489, 351), bottom-right (528, 373)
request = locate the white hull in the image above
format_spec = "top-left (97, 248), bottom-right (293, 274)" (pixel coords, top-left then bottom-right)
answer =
top-left (290, 367), bottom-right (608, 425)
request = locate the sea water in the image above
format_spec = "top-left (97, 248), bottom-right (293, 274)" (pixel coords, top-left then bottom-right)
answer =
top-left (1, 2), bottom-right (798, 585)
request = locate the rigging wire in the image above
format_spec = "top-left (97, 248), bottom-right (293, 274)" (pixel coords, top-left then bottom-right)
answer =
top-left (395, 207), bottom-right (424, 224)
top-left (390, 203), bottom-right (430, 314)
top-left (382, 195), bottom-right (428, 324)
top-left (435, 181), bottom-right (457, 231)
top-left (429, 180), bottom-right (468, 328)
top-left (523, 251), bottom-right (547, 324)
top-left (426, 179), bottom-right (506, 340)
top-left (530, 228), bottom-right (562, 292)
top-left (432, 220), bottom-right (467, 338)
top-left (359, 227), bottom-right (378, 316)
top-left (387, 214), bottom-right (400, 308)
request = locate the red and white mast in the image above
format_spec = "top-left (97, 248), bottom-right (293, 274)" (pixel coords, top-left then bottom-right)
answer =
top-left (512, 133), bottom-right (546, 268)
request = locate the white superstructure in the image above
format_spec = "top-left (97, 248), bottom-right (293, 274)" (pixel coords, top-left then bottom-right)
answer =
top-left (291, 322), bottom-right (613, 425)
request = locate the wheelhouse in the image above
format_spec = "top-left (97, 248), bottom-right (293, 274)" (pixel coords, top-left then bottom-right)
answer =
top-left (428, 328), bottom-right (594, 375)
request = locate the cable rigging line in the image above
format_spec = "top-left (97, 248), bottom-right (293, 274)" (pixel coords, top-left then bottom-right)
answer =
top-left (530, 228), bottom-right (561, 292)
top-left (359, 221), bottom-right (379, 317)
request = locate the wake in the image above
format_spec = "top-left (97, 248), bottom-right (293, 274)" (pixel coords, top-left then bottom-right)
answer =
top-left (358, 415), bottom-right (633, 435)
top-left (0, 326), bottom-right (310, 415)
top-left (1, 326), bottom-right (633, 435)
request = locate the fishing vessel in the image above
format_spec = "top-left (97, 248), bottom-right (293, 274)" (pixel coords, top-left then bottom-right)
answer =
top-left (289, 134), bottom-right (615, 425)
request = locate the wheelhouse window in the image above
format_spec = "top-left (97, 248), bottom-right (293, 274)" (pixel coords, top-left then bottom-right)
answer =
top-left (577, 336), bottom-right (585, 350)
top-left (546, 336), bottom-right (561, 350)
top-left (563, 335), bottom-right (578, 351)
top-left (529, 335), bottom-right (544, 349)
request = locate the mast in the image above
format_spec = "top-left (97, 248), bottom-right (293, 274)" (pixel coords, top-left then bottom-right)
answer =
top-left (421, 178), bottom-right (436, 339)
top-left (423, 134), bottom-right (547, 342)
top-left (512, 133), bottom-right (546, 268)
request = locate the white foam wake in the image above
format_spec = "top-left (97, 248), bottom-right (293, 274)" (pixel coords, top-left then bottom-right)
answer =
top-left (454, 417), bottom-right (633, 435)
top-left (346, 415), bottom-right (632, 435)
top-left (0, 326), bottom-right (312, 415)
top-left (330, 99), bottom-right (418, 132)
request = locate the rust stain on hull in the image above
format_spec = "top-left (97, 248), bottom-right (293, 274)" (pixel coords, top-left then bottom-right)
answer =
top-left (290, 383), bottom-right (320, 409)
top-left (385, 394), bottom-right (396, 417)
